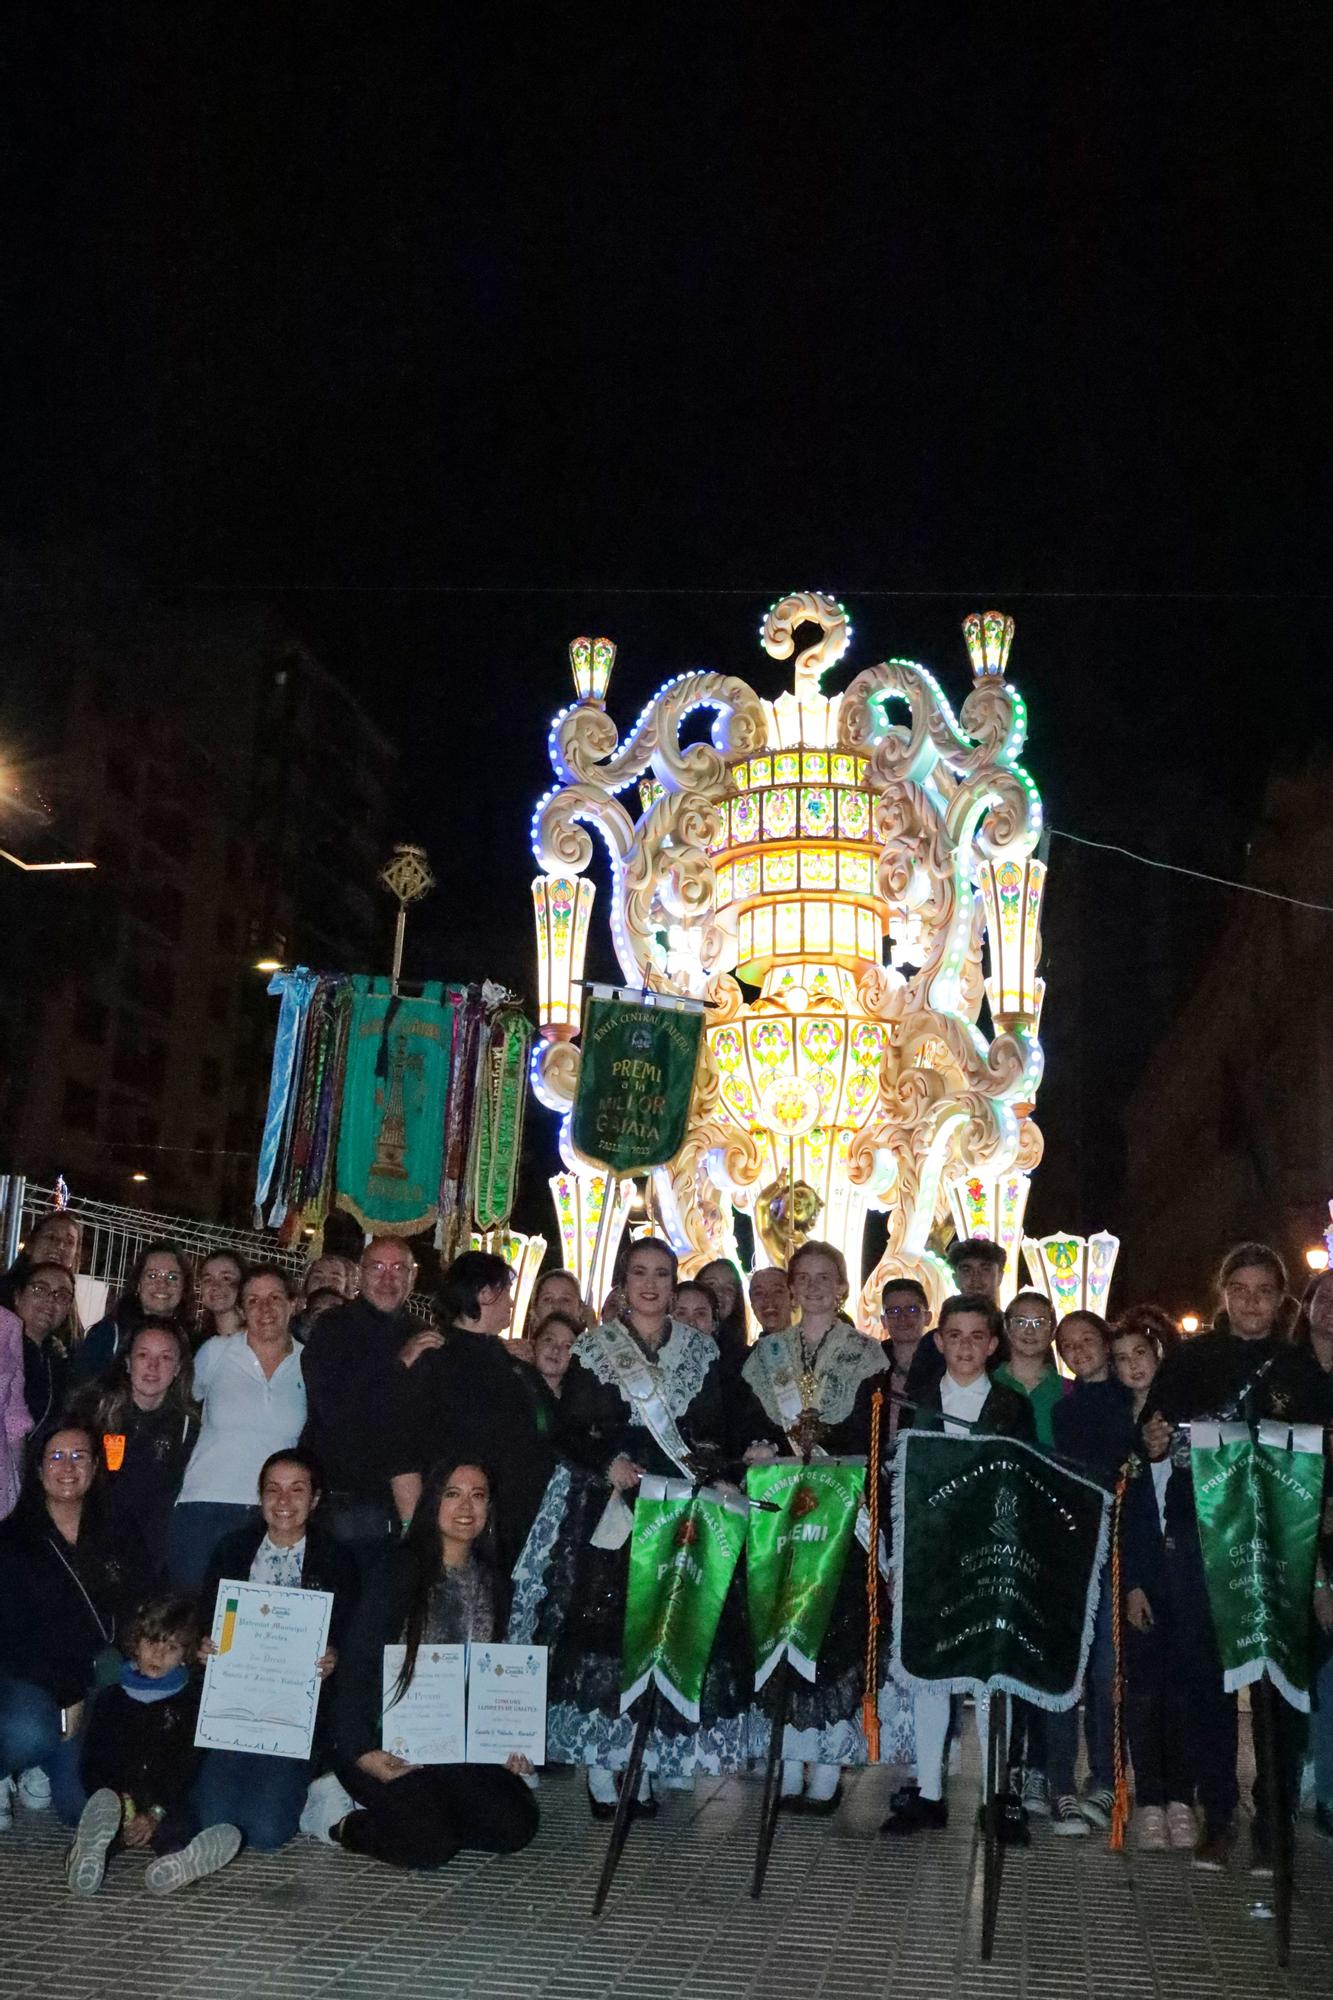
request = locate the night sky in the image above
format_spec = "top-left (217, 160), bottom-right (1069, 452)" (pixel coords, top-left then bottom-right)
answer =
top-left (8, 10), bottom-right (1333, 1259)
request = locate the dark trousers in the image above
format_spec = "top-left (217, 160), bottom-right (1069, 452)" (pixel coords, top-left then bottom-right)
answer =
top-left (1161, 1525), bottom-right (1304, 1835)
top-left (340, 1764), bottom-right (538, 1870)
top-left (323, 1494), bottom-right (397, 1580)
top-left (1124, 1620), bottom-right (1196, 1807)
top-left (193, 1750), bottom-right (311, 1850)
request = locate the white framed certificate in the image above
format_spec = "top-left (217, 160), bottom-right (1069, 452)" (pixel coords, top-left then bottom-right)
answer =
top-left (196, 1579), bottom-right (332, 1760)
top-left (381, 1644), bottom-right (466, 1764)
top-left (465, 1644), bottom-right (548, 1766)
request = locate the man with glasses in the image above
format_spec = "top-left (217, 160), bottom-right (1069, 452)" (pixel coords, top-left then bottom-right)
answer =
top-left (299, 1237), bottom-right (427, 1572)
top-left (879, 1279), bottom-right (930, 1440)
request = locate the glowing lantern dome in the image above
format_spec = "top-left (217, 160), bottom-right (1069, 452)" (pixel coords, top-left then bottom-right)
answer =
top-left (528, 591), bottom-right (1048, 1322)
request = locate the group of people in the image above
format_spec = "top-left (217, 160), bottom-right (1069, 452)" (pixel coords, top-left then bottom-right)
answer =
top-left (0, 1210), bottom-right (1330, 1899)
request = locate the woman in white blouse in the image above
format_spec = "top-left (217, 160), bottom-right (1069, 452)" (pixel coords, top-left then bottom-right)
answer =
top-left (167, 1265), bottom-right (306, 1591)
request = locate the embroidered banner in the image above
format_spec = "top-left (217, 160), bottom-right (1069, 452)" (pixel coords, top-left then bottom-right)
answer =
top-left (744, 1459), bottom-right (864, 1685)
top-left (571, 989), bottom-right (704, 1175)
top-left (1191, 1420), bottom-right (1325, 1711)
top-left (334, 978), bottom-right (455, 1235)
top-left (621, 1475), bottom-right (748, 1720)
top-left (472, 1004), bottom-right (533, 1232)
top-left (891, 1431), bottom-right (1109, 1710)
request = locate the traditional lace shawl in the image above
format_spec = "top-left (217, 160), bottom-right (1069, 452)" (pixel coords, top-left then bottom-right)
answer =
top-left (744, 1318), bottom-right (887, 1431)
top-left (574, 1316), bottom-right (715, 1420)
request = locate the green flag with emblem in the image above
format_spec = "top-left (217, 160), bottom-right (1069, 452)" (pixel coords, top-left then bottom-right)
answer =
top-left (621, 1476), bottom-right (748, 1720)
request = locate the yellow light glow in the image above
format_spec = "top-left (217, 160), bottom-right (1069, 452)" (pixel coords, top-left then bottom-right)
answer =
top-left (1305, 1245), bottom-right (1329, 1272)
top-left (533, 874), bottom-right (595, 1039)
top-left (1181, 1313), bottom-right (1200, 1334)
top-left (569, 635), bottom-right (616, 705)
top-left (978, 855), bottom-right (1046, 1025)
top-left (130, 1172), bottom-right (149, 1184)
top-left (254, 958), bottom-right (284, 974)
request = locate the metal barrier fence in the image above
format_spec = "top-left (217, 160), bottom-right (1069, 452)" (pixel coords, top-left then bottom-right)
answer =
top-left (0, 1175), bottom-right (434, 1321)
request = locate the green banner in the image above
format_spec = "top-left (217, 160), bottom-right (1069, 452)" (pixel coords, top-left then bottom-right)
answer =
top-left (471, 1005), bottom-right (533, 1232)
top-left (572, 990), bottom-right (704, 1174)
top-left (745, 1460), bottom-right (864, 1685)
top-left (892, 1432), bottom-right (1108, 1708)
top-left (621, 1476), bottom-right (748, 1720)
top-left (1191, 1420), bottom-right (1325, 1711)
top-left (335, 978), bottom-right (455, 1235)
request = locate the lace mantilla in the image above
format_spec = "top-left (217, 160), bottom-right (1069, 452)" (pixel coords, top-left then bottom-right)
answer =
top-left (574, 1317), bottom-right (715, 1420)
top-left (744, 1319), bottom-right (887, 1430)
top-left (507, 1461), bottom-right (573, 1644)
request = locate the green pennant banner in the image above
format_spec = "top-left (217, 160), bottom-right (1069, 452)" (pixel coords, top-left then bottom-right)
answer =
top-left (471, 1004), bottom-right (533, 1232)
top-left (1191, 1420), bottom-right (1325, 1711)
top-left (621, 1475), bottom-right (748, 1720)
top-left (744, 1459), bottom-right (864, 1686)
top-left (891, 1432), bottom-right (1109, 1709)
top-left (572, 989), bottom-right (704, 1175)
top-left (334, 978), bottom-right (456, 1236)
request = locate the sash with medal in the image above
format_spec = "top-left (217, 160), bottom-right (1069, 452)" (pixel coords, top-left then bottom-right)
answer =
top-left (580, 1321), bottom-right (699, 1550)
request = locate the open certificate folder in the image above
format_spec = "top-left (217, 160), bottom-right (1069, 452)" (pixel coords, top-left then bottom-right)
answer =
top-left (196, 1579), bottom-right (332, 1759)
top-left (381, 1644), bottom-right (547, 1765)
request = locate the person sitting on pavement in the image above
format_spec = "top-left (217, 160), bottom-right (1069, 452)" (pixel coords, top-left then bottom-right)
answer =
top-left (0, 1422), bottom-right (150, 1829)
top-left (323, 1456), bottom-right (538, 1868)
top-left (194, 1447), bottom-right (357, 1851)
top-left (66, 1593), bottom-right (240, 1897)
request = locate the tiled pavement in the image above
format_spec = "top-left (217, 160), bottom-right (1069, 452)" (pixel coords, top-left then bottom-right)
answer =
top-left (2, 1753), bottom-right (1330, 2000)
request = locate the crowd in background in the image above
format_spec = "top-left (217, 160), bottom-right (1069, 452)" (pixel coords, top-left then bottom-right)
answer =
top-left (0, 1206), bottom-right (1330, 1897)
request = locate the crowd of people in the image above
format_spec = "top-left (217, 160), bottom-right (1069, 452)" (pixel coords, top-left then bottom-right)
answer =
top-left (0, 1208), bottom-right (1330, 1899)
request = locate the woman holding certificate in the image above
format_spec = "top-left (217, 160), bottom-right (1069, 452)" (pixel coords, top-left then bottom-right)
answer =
top-left (193, 1448), bottom-right (357, 1849)
top-left (329, 1456), bottom-right (539, 1869)
top-left (509, 1236), bottom-right (745, 1818)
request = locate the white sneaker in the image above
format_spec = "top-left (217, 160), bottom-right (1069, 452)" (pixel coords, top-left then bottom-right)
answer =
top-left (18, 1766), bottom-right (52, 1810)
top-left (145, 1823), bottom-right (241, 1894)
top-left (299, 1772), bottom-right (355, 1845)
top-left (66, 1789), bottom-right (121, 1896)
top-left (0, 1777), bottom-right (15, 1831)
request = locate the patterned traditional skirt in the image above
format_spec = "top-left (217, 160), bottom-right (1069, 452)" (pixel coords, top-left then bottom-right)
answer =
top-left (508, 1463), bottom-right (750, 1780)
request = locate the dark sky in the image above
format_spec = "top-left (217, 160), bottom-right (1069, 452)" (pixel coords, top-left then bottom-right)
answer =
top-left (7, 8), bottom-right (1333, 1246)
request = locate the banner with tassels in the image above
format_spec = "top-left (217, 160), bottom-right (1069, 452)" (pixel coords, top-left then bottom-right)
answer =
top-left (891, 1431), bottom-right (1109, 1709)
top-left (471, 1003), bottom-right (533, 1237)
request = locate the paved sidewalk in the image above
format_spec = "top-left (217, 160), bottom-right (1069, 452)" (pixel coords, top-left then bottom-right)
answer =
top-left (2, 1759), bottom-right (1329, 2000)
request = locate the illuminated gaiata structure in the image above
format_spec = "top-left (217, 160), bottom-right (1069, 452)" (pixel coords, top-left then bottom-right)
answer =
top-left (528, 593), bottom-right (1053, 1324)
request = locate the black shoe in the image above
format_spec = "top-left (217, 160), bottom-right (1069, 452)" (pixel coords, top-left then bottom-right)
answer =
top-left (1315, 1803), bottom-right (1333, 1841)
top-left (888, 1781), bottom-right (920, 1815)
top-left (802, 1782), bottom-right (844, 1818)
top-left (586, 1783), bottom-right (617, 1822)
top-left (978, 1792), bottom-right (1030, 1846)
top-left (777, 1791), bottom-right (804, 1814)
top-left (881, 1794), bottom-right (948, 1837)
top-left (629, 1791), bottom-right (658, 1820)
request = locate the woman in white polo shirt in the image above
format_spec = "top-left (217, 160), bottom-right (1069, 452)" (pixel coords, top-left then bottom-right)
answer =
top-left (168, 1264), bottom-right (306, 1591)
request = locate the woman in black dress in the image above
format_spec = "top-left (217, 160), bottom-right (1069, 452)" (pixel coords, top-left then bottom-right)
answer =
top-left (509, 1237), bottom-right (747, 1817)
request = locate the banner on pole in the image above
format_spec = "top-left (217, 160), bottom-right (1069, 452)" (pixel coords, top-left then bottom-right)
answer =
top-left (744, 1459), bottom-right (864, 1687)
top-left (335, 978), bottom-right (455, 1235)
top-left (1191, 1420), bottom-right (1325, 1711)
top-left (891, 1432), bottom-right (1109, 1710)
top-left (620, 1475), bottom-right (748, 1720)
top-left (572, 988), bottom-right (704, 1174)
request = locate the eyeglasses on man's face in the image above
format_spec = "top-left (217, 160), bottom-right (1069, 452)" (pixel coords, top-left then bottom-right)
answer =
top-left (27, 1282), bottom-right (74, 1304)
top-left (881, 1304), bottom-right (925, 1321)
top-left (365, 1260), bottom-right (414, 1278)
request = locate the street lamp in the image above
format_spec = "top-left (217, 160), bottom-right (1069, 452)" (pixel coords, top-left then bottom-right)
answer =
top-left (1305, 1245), bottom-right (1329, 1273)
top-left (1181, 1313), bottom-right (1200, 1335)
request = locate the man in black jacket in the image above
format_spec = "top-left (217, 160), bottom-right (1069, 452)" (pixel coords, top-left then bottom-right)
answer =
top-left (299, 1238), bottom-right (432, 1572)
top-left (388, 1252), bottom-right (550, 1571)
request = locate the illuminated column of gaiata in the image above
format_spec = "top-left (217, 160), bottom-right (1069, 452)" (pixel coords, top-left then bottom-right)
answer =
top-left (527, 595), bottom-right (1047, 1325)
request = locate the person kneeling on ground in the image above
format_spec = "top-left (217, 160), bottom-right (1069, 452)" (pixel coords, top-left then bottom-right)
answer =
top-left (881, 1295), bottom-right (1035, 1845)
top-left (66, 1594), bottom-right (240, 1896)
top-left (325, 1455), bottom-right (539, 1868)
top-left (194, 1447), bottom-right (357, 1850)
